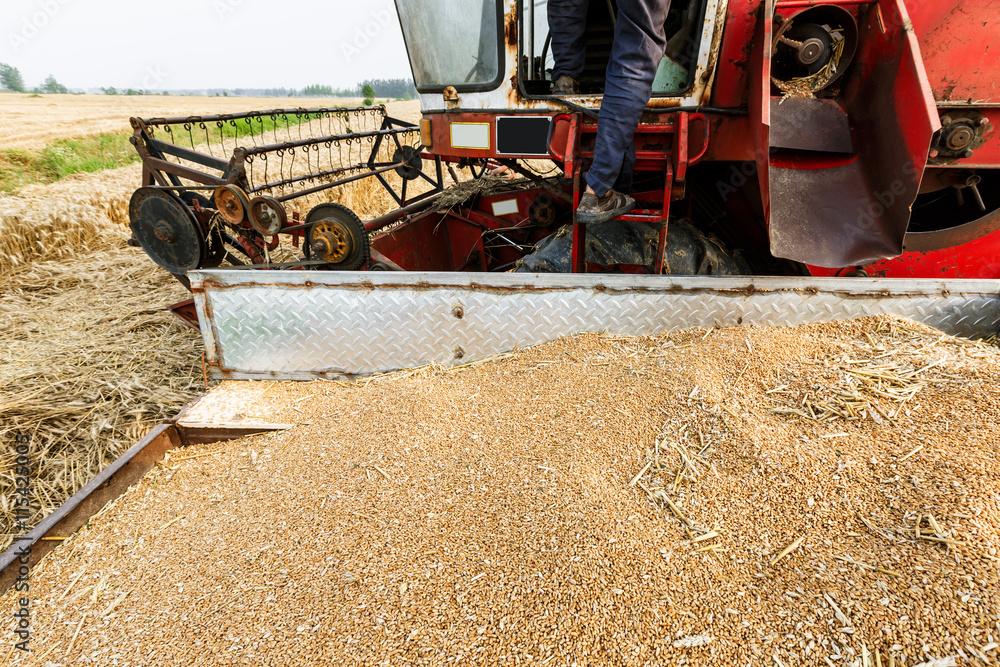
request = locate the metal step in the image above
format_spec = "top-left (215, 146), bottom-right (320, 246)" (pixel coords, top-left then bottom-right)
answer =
top-left (189, 271), bottom-right (1000, 381)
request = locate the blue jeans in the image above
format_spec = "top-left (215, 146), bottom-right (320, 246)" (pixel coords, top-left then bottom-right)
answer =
top-left (549, 0), bottom-right (672, 196)
top-left (548, 0), bottom-right (590, 82)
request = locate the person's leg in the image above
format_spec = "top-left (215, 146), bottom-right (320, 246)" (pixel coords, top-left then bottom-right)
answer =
top-left (584, 0), bottom-right (671, 197)
top-left (548, 0), bottom-right (591, 84)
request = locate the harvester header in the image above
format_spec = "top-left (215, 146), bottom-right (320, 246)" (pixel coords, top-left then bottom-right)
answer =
top-left (123, 0), bottom-right (999, 373)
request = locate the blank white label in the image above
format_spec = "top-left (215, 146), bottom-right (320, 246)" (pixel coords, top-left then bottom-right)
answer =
top-left (491, 199), bottom-right (520, 217)
top-left (450, 123), bottom-right (491, 150)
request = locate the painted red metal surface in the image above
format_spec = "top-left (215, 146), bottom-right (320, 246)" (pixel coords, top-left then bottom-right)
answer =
top-left (808, 226), bottom-right (1000, 278)
top-left (710, 0), bottom-right (762, 109)
top-left (369, 188), bottom-right (559, 272)
top-left (169, 299), bottom-right (200, 330)
top-left (905, 0), bottom-right (961, 37)
top-left (397, 0), bottom-right (1000, 278)
top-left (914, 0), bottom-right (998, 104)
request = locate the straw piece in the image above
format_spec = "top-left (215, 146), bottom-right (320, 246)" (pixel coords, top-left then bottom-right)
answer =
top-left (691, 531), bottom-right (719, 544)
top-left (918, 535), bottom-right (963, 546)
top-left (101, 592), bottom-right (129, 617)
top-left (65, 613), bottom-right (87, 658)
top-left (172, 449), bottom-right (226, 464)
top-left (629, 460), bottom-right (653, 488)
top-left (770, 536), bottom-right (805, 566)
top-left (155, 516), bottom-right (185, 535)
top-left (57, 570), bottom-right (86, 603)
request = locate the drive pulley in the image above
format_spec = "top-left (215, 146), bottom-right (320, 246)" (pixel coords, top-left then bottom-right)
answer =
top-left (129, 188), bottom-right (205, 275)
top-left (305, 203), bottom-right (370, 270)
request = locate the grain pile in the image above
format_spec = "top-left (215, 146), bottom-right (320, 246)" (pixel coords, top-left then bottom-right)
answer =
top-left (5, 316), bottom-right (999, 666)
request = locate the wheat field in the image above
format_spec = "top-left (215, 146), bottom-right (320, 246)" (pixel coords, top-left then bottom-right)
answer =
top-left (0, 93), bottom-right (419, 150)
top-left (0, 95), bottom-right (423, 550)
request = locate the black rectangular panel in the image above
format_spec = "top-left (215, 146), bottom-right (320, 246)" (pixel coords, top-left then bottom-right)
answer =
top-left (496, 116), bottom-right (553, 156)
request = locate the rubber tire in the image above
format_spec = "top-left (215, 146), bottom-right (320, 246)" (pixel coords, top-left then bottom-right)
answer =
top-left (514, 220), bottom-right (750, 275)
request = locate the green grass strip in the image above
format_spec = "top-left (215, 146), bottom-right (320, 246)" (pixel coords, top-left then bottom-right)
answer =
top-left (0, 134), bottom-right (140, 193)
top-left (159, 109), bottom-right (337, 147)
top-left (0, 108), bottom-right (362, 194)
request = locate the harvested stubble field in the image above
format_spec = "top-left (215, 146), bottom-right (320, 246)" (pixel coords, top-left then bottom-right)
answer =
top-left (0, 94), bottom-right (384, 151)
top-left (4, 316), bottom-right (999, 667)
top-left (0, 96), bottom-right (424, 551)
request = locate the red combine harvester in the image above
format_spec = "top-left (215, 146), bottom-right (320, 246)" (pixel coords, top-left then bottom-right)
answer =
top-left (128, 0), bottom-right (999, 309)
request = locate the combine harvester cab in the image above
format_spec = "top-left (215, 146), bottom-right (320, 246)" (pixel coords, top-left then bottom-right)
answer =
top-left (124, 0), bottom-right (1000, 378)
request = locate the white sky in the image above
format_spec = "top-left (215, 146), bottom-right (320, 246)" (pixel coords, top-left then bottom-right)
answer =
top-left (0, 0), bottom-right (414, 91)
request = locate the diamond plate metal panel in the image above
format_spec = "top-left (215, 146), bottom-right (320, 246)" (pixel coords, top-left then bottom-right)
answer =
top-left (189, 272), bottom-right (1000, 380)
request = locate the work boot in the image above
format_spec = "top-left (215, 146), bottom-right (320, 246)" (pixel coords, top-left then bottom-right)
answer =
top-left (552, 75), bottom-right (580, 95)
top-left (576, 189), bottom-right (636, 224)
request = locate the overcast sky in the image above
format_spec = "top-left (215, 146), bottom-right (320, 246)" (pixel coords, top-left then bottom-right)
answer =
top-left (0, 0), bottom-right (414, 91)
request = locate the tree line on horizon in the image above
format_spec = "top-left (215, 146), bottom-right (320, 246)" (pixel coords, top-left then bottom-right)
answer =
top-left (0, 63), bottom-right (67, 94)
top-left (301, 79), bottom-right (418, 99)
top-left (0, 63), bottom-right (417, 101)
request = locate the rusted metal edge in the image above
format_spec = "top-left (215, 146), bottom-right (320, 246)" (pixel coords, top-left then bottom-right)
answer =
top-left (0, 413), bottom-right (294, 596)
top-left (174, 422), bottom-right (296, 447)
top-left (132, 104), bottom-right (387, 127)
top-left (189, 271), bottom-right (1000, 298)
top-left (190, 271), bottom-right (1000, 380)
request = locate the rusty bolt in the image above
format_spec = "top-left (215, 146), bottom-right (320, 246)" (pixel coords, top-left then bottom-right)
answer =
top-left (962, 149), bottom-right (975, 159)
top-left (946, 126), bottom-right (975, 150)
top-left (153, 221), bottom-right (176, 244)
top-left (941, 116), bottom-right (953, 126)
top-left (979, 117), bottom-right (990, 127)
